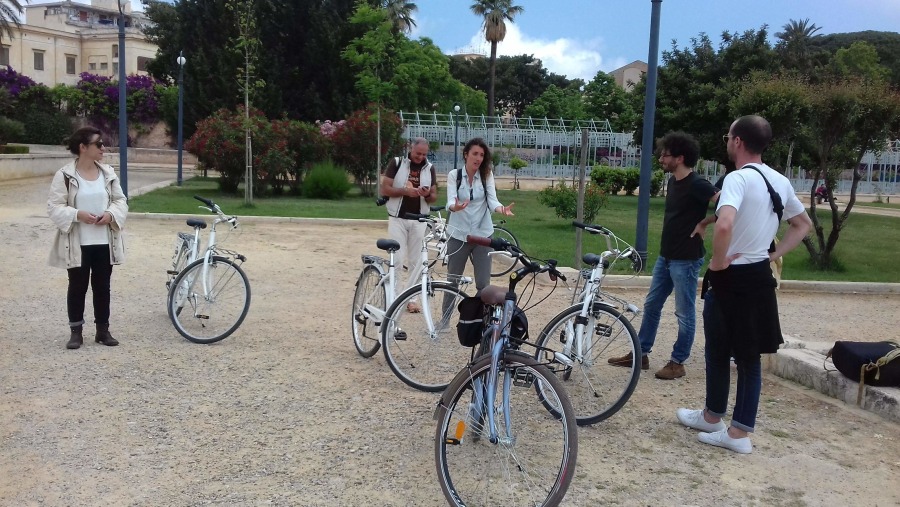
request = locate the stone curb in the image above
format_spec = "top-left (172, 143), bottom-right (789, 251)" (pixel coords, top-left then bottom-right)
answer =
top-left (765, 338), bottom-right (900, 424)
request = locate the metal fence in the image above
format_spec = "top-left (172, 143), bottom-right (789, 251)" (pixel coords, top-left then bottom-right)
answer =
top-left (400, 110), bottom-right (900, 195)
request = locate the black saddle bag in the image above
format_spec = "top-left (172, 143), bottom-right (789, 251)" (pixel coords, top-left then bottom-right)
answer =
top-left (828, 341), bottom-right (900, 387)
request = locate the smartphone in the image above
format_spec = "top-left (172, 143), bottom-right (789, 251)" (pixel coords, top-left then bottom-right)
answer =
top-left (420, 186), bottom-right (430, 191)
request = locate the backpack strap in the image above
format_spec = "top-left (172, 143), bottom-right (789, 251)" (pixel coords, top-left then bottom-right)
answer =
top-left (455, 169), bottom-right (488, 195)
top-left (740, 164), bottom-right (784, 221)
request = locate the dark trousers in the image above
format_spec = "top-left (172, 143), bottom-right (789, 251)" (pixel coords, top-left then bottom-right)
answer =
top-left (67, 244), bottom-right (113, 327)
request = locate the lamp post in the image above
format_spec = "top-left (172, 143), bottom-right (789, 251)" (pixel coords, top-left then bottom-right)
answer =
top-left (117, 0), bottom-right (128, 197)
top-left (635, 0), bottom-right (663, 269)
top-left (453, 103), bottom-right (461, 169)
top-left (176, 51), bottom-right (186, 186)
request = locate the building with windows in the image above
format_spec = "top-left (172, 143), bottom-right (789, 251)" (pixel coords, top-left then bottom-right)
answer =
top-left (0, 0), bottom-right (157, 86)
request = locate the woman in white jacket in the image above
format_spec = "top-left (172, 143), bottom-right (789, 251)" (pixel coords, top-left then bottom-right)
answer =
top-left (47, 127), bottom-right (128, 349)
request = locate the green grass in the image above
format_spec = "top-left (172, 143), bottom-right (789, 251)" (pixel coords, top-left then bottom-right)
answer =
top-left (855, 201), bottom-right (900, 209)
top-left (129, 177), bottom-right (900, 282)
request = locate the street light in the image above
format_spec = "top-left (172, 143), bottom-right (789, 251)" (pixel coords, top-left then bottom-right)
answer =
top-left (453, 103), bottom-right (461, 169)
top-left (176, 51), bottom-right (186, 186)
top-left (117, 0), bottom-right (128, 197)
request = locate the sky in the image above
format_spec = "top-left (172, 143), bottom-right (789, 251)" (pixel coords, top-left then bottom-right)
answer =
top-left (409, 0), bottom-right (900, 82)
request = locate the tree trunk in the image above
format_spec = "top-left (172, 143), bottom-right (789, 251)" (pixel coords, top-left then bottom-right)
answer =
top-left (488, 41), bottom-right (497, 118)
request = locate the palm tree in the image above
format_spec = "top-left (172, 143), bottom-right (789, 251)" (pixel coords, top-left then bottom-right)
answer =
top-left (775, 18), bottom-right (822, 70)
top-left (382, 0), bottom-right (417, 34)
top-left (0, 0), bottom-right (26, 42)
top-left (471, 0), bottom-right (523, 118)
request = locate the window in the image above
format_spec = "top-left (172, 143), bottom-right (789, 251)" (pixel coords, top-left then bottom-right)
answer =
top-left (34, 51), bottom-right (44, 71)
top-left (112, 62), bottom-right (118, 75)
top-left (112, 44), bottom-right (118, 58)
top-left (100, 62), bottom-right (108, 70)
top-left (0, 46), bottom-right (9, 67)
top-left (89, 62), bottom-right (96, 70)
top-left (137, 56), bottom-right (152, 72)
top-left (66, 55), bottom-right (76, 74)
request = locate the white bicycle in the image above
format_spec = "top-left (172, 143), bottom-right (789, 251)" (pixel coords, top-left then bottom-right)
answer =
top-left (166, 195), bottom-right (250, 344)
top-left (533, 221), bottom-right (643, 425)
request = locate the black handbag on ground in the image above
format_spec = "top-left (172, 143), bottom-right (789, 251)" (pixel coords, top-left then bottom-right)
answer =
top-left (826, 341), bottom-right (900, 404)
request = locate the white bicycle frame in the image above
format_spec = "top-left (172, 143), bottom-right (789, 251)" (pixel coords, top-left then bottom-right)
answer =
top-left (559, 227), bottom-right (640, 366)
top-left (173, 201), bottom-right (240, 307)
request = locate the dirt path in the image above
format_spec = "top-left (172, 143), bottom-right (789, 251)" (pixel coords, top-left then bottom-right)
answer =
top-left (0, 178), bottom-right (898, 506)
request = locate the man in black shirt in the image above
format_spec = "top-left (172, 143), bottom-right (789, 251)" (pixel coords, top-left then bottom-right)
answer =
top-left (609, 132), bottom-right (719, 379)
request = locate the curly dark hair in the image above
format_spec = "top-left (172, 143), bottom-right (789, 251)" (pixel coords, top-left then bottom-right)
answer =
top-left (65, 127), bottom-right (102, 155)
top-left (656, 131), bottom-right (700, 168)
top-left (462, 137), bottom-right (492, 182)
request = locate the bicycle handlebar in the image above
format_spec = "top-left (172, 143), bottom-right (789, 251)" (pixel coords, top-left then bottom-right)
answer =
top-left (194, 195), bottom-right (215, 208)
top-left (572, 221), bottom-right (611, 235)
top-left (466, 235), bottom-right (566, 282)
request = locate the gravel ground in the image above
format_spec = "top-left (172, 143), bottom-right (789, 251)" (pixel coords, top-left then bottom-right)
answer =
top-left (1, 176), bottom-right (899, 506)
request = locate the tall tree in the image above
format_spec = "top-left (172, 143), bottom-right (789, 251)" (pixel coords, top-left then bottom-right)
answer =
top-left (0, 0), bottom-right (25, 42)
top-left (381, 0), bottom-right (417, 34)
top-left (582, 71), bottom-right (638, 132)
top-left (734, 74), bottom-right (900, 269)
top-left (776, 18), bottom-right (822, 71)
top-left (470, 0), bottom-right (523, 118)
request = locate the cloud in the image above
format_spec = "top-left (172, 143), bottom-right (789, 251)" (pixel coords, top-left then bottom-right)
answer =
top-left (454, 24), bottom-right (621, 82)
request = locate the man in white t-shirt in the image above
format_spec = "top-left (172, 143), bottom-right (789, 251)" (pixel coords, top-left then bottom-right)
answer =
top-left (676, 115), bottom-right (811, 454)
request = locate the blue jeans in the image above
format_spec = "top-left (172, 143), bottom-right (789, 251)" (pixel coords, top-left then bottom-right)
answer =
top-left (637, 256), bottom-right (703, 364)
top-left (703, 290), bottom-right (762, 433)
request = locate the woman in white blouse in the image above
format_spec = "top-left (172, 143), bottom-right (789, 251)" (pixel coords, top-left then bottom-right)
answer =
top-left (47, 127), bottom-right (128, 349)
top-left (445, 138), bottom-right (515, 308)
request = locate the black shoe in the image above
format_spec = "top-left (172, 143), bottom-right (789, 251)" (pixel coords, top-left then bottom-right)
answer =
top-left (95, 324), bottom-right (119, 346)
top-left (66, 326), bottom-right (83, 349)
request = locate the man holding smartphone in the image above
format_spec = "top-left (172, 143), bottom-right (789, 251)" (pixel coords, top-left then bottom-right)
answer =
top-left (380, 137), bottom-right (438, 308)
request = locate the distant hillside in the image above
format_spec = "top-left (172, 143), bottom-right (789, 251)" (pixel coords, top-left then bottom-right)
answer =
top-left (809, 31), bottom-right (900, 85)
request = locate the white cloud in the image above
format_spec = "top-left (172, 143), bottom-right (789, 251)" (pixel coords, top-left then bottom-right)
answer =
top-left (454, 24), bottom-right (621, 82)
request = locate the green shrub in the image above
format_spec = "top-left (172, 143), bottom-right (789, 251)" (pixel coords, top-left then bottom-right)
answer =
top-left (650, 169), bottom-right (665, 196)
top-left (0, 116), bottom-right (24, 145)
top-left (538, 179), bottom-right (608, 223)
top-left (509, 156), bottom-right (528, 171)
top-left (622, 167), bottom-right (640, 195)
top-left (304, 160), bottom-right (351, 200)
top-left (0, 144), bottom-right (29, 154)
top-left (19, 110), bottom-right (72, 145)
top-left (590, 165), bottom-right (625, 195)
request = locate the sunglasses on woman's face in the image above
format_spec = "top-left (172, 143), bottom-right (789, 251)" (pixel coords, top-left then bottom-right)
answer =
top-left (90, 140), bottom-right (104, 149)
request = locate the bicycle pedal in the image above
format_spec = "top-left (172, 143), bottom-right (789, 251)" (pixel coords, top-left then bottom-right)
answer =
top-left (512, 368), bottom-right (535, 387)
top-left (166, 270), bottom-right (178, 275)
top-left (444, 437), bottom-right (461, 446)
top-left (198, 315), bottom-right (209, 320)
top-left (394, 330), bottom-right (407, 341)
top-left (595, 323), bottom-right (613, 337)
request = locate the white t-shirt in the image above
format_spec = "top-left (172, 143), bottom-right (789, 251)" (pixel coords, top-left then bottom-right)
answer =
top-left (74, 171), bottom-right (110, 246)
top-left (716, 163), bottom-right (805, 264)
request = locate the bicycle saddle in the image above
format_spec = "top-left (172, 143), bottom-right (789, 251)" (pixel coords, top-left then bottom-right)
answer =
top-left (187, 218), bottom-right (208, 229)
top-left (478, 285), bottom-right (509, 306)
top-left (376, 239), bottom-right (401, 252)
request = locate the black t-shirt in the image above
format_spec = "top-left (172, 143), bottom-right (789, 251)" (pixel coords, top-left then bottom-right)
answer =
top-left (384, 155), bottom-right (435, 218)
top-left (659, 171), bottom-right (718, 260)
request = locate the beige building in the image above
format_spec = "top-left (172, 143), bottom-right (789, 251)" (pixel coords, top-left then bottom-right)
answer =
top-left (610, 60), bottom-right (648, 92)
top-left (0, 0), bottom-right (157, 87)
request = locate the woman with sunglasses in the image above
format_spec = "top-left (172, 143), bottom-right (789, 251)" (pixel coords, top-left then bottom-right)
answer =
top-left (444, 138), bottom-right (515, 311)
top-left (48, 127), bottom-right (128, 349)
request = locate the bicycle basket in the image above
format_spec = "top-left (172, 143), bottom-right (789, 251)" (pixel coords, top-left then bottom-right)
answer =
top-left (457, 297), bottom-right (486, 347)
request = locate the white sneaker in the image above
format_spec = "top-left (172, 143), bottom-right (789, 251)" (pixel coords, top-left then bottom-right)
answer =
top-left (698, 429), bottom-right (753, 454)
top-left (676, 408), bottom-right (727, 433)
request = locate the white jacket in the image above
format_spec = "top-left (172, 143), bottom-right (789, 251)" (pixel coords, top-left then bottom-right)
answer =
top-left (47, 160), bottom-right (128, 269)
top-left (386, 156), bottom-right (433, 218)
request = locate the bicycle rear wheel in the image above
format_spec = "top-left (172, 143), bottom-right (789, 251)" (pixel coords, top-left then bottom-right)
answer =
top-left (434, 352), bottom-right (578, 507)
top-left (381, 281), bottom-right (471, 392)
top-left (168, 256), bottom-right (251, 344)
top-left (535, 303), bottom-right (640, 425)
top-left (489, 226), bottom-right (519, 277)
top-left (351, 264), bottom-right (385, 358)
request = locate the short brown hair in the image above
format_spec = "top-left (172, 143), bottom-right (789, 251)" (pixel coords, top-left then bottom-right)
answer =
top-left (65, 127), bottom-right (102, 155)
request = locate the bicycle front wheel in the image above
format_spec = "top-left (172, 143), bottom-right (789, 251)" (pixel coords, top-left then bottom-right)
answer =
top-left (490, 227), bottom-right (519, 277)
top-left (351, 264), bottom-right (384, 358)
top-left (535, 303), bottom-right (640, 425)
top-left (168, 256), bottom-right (251, 344)
top-left (435, 351), bottom-right (578, 507)
top-left (381, 281), bottom-right (471, 392)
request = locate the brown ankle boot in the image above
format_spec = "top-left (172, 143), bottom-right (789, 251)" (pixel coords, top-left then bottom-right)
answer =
top-left (95, 323), bottom-right (119, 346)
top-left (67, 326), bottom-right (83, 349)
